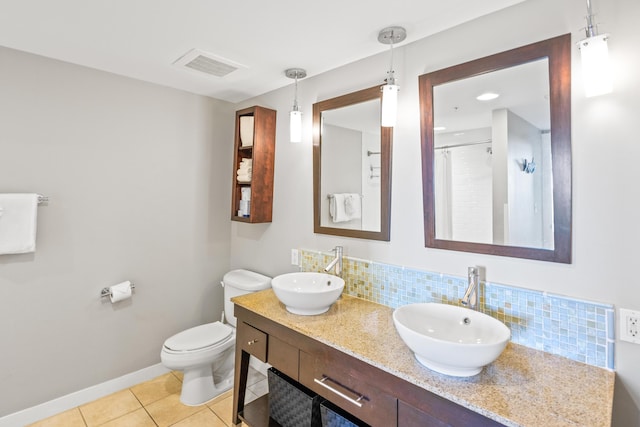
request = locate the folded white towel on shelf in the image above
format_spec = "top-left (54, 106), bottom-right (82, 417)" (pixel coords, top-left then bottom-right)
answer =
top-left (0, 193), bottom-right (39, 255)
top-left (240, 116), bottom-right (255, 147)
top-left (237, 174), bottom-right (252, 183)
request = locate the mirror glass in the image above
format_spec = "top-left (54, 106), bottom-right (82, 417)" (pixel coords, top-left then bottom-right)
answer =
top-left (419, 34), bottom-right (572, 263)
top-left (313, 86), bottom-right (392, 241)
top-left (433, 59), bottom-right (552, 248)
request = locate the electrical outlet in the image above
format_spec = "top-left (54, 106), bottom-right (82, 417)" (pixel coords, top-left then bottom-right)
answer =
top-left (619, 308), bottom-right (640, 344)
top-left (291, 249), bottom-right (299, 266)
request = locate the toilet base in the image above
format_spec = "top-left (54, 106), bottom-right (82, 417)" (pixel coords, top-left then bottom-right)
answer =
top-left (180, 365), bottom-right (233, 406)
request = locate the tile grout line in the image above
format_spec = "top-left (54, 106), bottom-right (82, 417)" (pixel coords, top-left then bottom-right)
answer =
top-left (77, 407), bottom-right (88, 427)
top-left (127, 386), bottom-right (160, 427)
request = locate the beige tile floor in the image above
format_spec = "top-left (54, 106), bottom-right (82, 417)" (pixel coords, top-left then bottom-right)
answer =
top-left (28, 368), bottom-right (268, 427)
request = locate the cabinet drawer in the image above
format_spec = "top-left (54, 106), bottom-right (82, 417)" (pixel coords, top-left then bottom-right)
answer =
top-left (268, 335), bottom-right (299, 380)
top-left (299, 350), bottom-right (397, 427)
top-left (398, 398), bottom-right (502, 427)
top-left (238, 321), bottom-right (267, 362)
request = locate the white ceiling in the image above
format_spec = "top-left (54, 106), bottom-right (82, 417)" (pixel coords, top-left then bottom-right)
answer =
top-left (0, 0), bottom-right (525, 103)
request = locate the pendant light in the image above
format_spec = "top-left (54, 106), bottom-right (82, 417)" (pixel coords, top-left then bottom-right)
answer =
top-left (378, 26), bottom-right (406, 127)
top-left (577, 0), bottom-right (612, 97)
top-left (285, 68), bottom-right (307, 143)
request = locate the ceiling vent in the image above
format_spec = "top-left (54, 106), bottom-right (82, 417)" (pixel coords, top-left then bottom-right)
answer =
top-left (173, 48), bottom-right (246, 77)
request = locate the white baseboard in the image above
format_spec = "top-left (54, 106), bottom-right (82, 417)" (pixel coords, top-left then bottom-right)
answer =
top-left (0, 364), bottom-right (170, 427)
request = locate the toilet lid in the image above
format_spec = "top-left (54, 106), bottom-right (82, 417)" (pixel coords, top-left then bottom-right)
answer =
top-left (164, 321), bottom-right (233, 352)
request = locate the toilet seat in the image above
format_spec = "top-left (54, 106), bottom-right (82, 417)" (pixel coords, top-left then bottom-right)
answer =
top-left (164, 321), bottom-right (233, 353)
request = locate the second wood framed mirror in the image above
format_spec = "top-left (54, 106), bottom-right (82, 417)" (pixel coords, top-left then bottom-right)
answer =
top-left (313, 85), bottom-right (393, 241)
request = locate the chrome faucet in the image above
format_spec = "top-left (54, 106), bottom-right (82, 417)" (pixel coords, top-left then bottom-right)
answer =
top-left (461, 266), bottom-right (479, 310)
top-left (324, 246), bottom-right (343, 277)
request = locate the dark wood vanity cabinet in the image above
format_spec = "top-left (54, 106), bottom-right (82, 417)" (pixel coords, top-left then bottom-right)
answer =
top-left (232, 305), bottom-right (501, 427)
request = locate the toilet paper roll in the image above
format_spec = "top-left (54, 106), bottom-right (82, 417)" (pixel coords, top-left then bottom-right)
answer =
top-left (109, 281), bottom-right (132, 303)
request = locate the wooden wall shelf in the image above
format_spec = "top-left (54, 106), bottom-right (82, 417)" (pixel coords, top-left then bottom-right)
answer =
top-left (231, 106), bottom-right (276, 223)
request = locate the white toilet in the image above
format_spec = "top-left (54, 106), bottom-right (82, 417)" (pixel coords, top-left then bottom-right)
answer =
top-left (160, 269), bottom-right (271, 406)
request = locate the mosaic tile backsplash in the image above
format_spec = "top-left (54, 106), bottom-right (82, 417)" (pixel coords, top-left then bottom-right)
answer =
top-left (300, 249), bottom-right (615, 370)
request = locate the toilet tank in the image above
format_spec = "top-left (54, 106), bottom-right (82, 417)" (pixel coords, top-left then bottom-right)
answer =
top-left (222, 269), bottom-right (271, 327)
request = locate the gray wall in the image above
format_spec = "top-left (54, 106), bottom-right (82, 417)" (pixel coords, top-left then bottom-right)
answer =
top-left (230, 0), bottom-right (640, 425)
top-left (0, 46), bottom-right (234, 416)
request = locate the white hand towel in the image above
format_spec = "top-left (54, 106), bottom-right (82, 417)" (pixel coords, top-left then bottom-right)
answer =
top-left (240, 116), bottom-right (254, 147)
top-left (237, 173), bottom-right (252, 183)
top-left (344, 194), bottom-right (362, 220)
top-left (329, 194), bottom-right (350, 223)
top-left (0, 193), bottom-right (39, 254)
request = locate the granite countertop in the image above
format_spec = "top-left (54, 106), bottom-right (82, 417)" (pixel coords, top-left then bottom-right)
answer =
top-left (233, 290), bottom-right (615, 427)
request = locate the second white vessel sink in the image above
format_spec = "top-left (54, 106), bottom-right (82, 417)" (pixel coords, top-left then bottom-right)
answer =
top-left (271, 272), bottom-right (345, 315)
top-left (393, 303), bottom-right (510, 377)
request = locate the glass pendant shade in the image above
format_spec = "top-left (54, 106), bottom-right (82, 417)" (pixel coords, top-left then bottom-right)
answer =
top-left (578, 34), bottom-right (612, 97)
top-left (285, 68), bottom-right (306, 143)
top-left (290, 109), bottom-right (302, 143)
top-left (381, 84), bottom-right (399, 127)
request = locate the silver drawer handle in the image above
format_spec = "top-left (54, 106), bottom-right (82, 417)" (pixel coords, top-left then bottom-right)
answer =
top-left (247, 339), bottom-right (258, 345)
top-left (314, 376), bottom-right (365, 408)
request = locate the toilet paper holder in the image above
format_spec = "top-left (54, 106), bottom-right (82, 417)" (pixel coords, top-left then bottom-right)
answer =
top-left (101, 282), bottom-right (136, 298)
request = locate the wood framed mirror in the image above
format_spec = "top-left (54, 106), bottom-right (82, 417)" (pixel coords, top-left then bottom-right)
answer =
top-left (313, 85), bottom-right (392, 241)
top-left (418, 34), bottom-right (572, 263)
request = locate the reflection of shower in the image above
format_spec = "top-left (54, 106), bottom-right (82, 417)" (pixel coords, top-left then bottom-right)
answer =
top-left (435, 148), bottom-right (452, 239)
top-left (434, 141), bottom-right (493, 242)
top-left (523, 158), bottom-right (536, 174)
top-left (434, 140), bottom-right (492, 151)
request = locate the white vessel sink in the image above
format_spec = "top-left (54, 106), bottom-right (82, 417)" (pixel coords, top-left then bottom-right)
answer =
top-left (271, 272), bottom-right (345, 315)
top-left (393, 303), bottom-right (510, 377)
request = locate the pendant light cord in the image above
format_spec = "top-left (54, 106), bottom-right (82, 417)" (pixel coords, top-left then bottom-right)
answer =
top-left (293, 73), bottom-right (299, 111)
top-left (387, 34), bottom-right (396, 85)
top-left (585, 0), bottom-right (597, 37)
